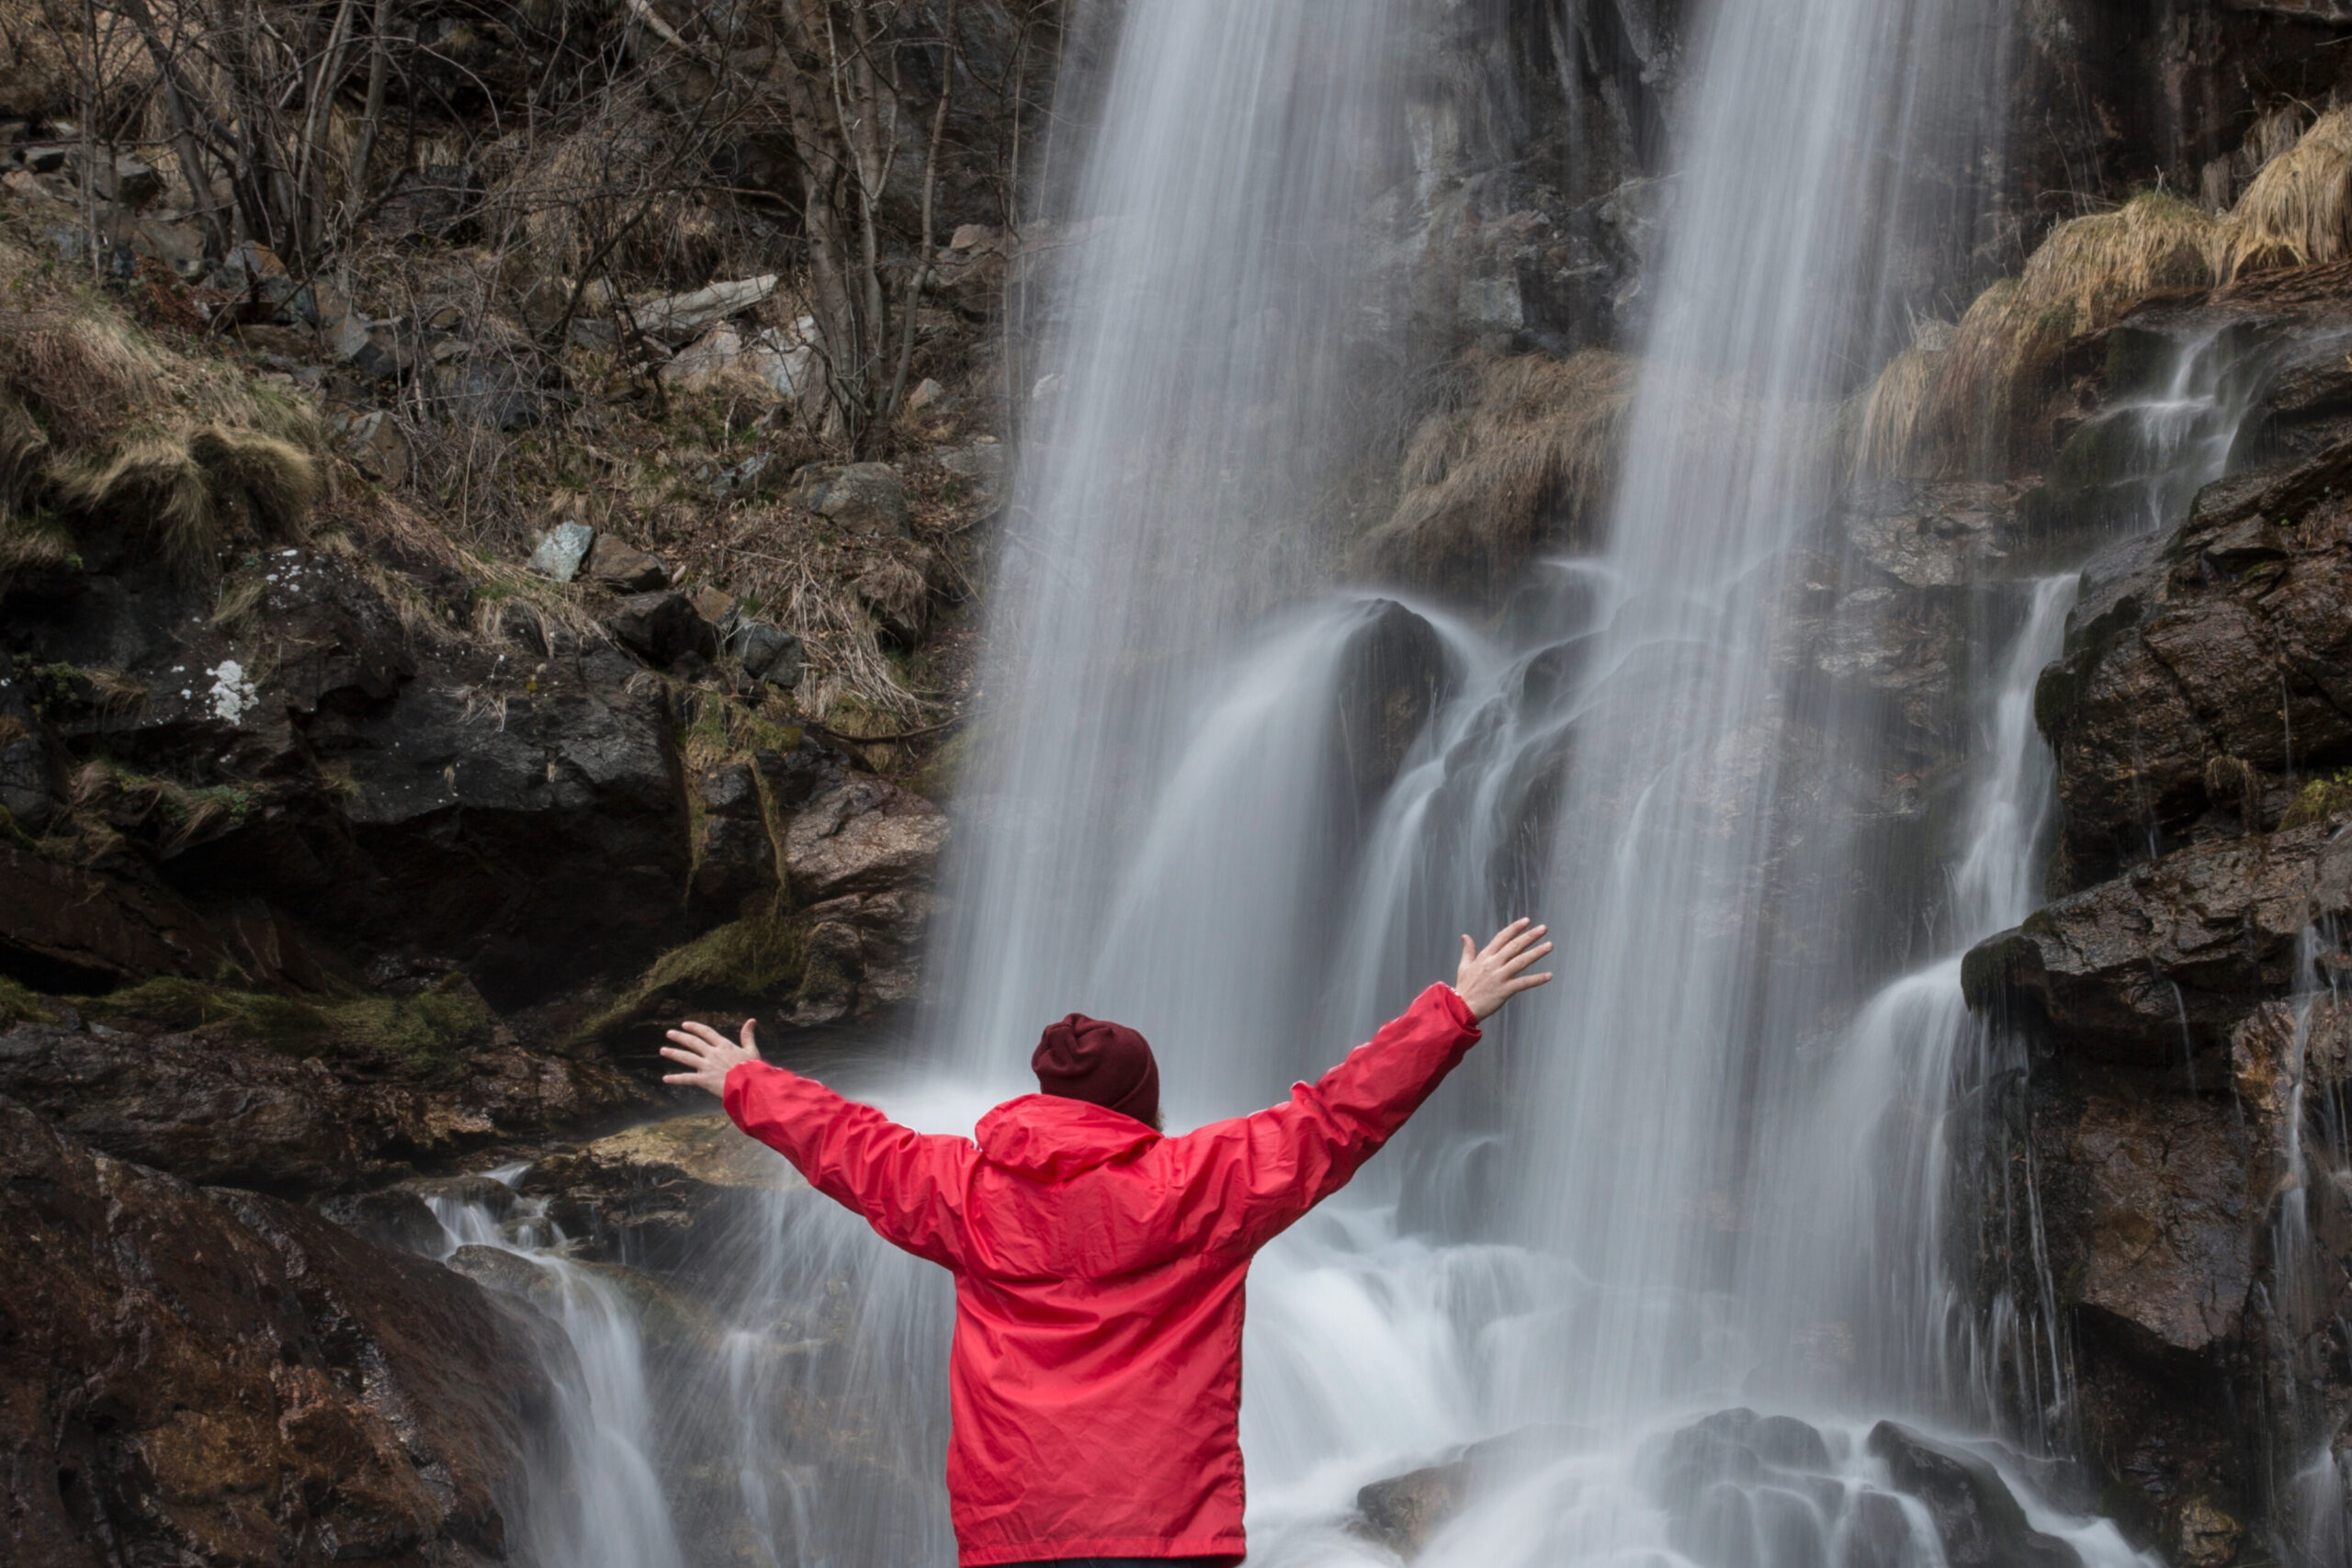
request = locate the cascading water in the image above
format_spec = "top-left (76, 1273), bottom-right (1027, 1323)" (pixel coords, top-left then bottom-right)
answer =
top-left (413, 0), bottom-right (2331, 1563)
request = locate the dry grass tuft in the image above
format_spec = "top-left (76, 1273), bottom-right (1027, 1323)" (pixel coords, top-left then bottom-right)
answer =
top-left (187, 427), bottom-right (322, 536)
top-left (1357, 348), bottom-right (1635, 593)
top-left (1846, 341), bottom-right (1939, 482)
top-left (47, 433), bottom-right (218, 561)
top-left (1856, 193), bottom-right (2227, 478)
top-left (0, 222), bottom-right (325, 570)
top-left (2226, 106), bottom-right (2352, 278)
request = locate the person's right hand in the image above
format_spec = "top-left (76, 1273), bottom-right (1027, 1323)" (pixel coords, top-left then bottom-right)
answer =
top-left (1453, 919), bottom-right (1553, 1021)
top-left (662, 1018), bottom-right (763, 1097)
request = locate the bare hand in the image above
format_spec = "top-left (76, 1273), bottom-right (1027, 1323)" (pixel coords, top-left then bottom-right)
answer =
top-left (1454, 919), bottom-right (1553, 1021)
top-left (661, 1019), bottom-right (762, 1098)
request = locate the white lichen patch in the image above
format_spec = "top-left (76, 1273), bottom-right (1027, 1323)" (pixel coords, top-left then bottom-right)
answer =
top-left (207, 660), bottom-right (259, 723)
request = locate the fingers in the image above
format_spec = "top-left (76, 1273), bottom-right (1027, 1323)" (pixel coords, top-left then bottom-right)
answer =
top-left (1480, 917), bottom-right (1532, 959)
top-left (1507, 970), bottom-right (1553, 995)
top-left (669, 1020), bottom-right (733, 1051)
top-left (1498, 922), bottom-right (1548, 961)
top-left (1499, 938), bottom-right (1555, 976)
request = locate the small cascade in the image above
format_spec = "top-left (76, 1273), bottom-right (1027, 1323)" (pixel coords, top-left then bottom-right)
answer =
top-left (420, 1172), bottom-right (689, 1568)
top-left (410, 1), bottom-right (2338, 1564)
top-left (2267, 923), bottom-right (2352, 1563)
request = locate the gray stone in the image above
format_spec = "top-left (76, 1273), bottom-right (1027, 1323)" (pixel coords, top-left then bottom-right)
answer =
top-left (794, 460), bottom-right (910, 536)
top-left (730, 620), bottom-right (802, 687)
top-left (576, 275), bottom-right (782, 350)
top-left (584, 539), bottom-right (669, 592)
top-left (937, 441), bottom-right (1008, 505)
top-left (605, 590), bottom-right (709, 665)
top-left (528, 521), bottom-right (595, 581)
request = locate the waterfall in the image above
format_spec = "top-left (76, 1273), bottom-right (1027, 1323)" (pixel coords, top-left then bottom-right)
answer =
top-left (418, 0), bottom-right (2313, 1562)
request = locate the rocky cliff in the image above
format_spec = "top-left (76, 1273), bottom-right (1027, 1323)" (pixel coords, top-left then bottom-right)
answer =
top-left (6, 0), bottom-right (2352, 1563)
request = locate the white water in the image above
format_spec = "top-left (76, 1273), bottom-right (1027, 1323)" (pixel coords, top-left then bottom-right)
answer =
top-left (405, 0), bottom-right (2324, 1562)
top-left (420, 1173), bottom-right (688, 1568)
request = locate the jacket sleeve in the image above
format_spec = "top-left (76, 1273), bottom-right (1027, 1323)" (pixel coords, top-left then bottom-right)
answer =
top-left (1165, 983), bottom-right (1481, 1257)
top-left (723, 1061), bottom-right (976, 1270)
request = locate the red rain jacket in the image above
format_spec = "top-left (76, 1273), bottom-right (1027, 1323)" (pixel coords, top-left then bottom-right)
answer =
top-left (722, 982), bottom-right (1481, 1566)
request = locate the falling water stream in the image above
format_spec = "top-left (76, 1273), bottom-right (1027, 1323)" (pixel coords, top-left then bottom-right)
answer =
top-left (419, 0), bottom-right (2327, 1562)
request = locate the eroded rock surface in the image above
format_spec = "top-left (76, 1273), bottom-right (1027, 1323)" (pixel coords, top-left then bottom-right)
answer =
top-left (0, 1013), bottom-right (640, 1194)
top-left (2032, 291), bottom-right (2352, 891)
top-left (0, 1099), bottom-right (554, 1567)
top-left (1962, 820), bottom-right (2352, 1064)
top-left (520, 1111), bottom-right (802, 1280)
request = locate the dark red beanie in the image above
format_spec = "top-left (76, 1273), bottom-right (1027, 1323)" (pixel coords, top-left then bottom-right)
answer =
top-left (1032, 1013), bottom-right (1159, 1126)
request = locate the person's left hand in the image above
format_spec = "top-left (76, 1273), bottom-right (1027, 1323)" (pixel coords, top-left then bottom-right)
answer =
top-left (661, 1019), bottom-right (762, 1097)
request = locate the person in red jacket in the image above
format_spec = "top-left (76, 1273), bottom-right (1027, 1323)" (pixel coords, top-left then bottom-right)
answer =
top-left (659, 919), bottom-right (1553, 1568)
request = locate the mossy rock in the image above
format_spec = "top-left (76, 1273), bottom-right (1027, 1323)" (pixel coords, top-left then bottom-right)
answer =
top-left (0, 976), bottom-right (58, 1027)
top-left (88, 974), bottom-right (495, 1071)
top-left (572, 909), bottom-right (811, 1045)
top-left (2281, 769), bottom-right (2352, 830)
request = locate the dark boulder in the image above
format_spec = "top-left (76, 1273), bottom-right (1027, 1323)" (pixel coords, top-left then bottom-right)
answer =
top-left (605, 588), bottom-right (711, 666)
top-left (0, 1010), bottom-right (643, 1196)
top-left (0, 1099), bottom-right (554, 1566)
top-left (1354, 1425), bottom-right (1590, 1557)
top-left (1335, 599), bottom-right (1453, 800)
top-left (690, 761), bottom-right (778, 911)
top-left (1865, 1423), bottom-right (2082, 1568)
top-left (1961, 820), bottom-right (2352, 1065)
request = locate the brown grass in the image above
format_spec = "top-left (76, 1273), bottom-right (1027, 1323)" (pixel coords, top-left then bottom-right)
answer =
top-left (0, 222), bottom-right (324, 570)
top-left (1357, 348), bottom-right (1635, 593)
top-left (1858, 193), bottom-right (2227, 478)
top-left (2225, 106), bottom-right (2352, 278)
top-left (1858, 108), bottom-right (2352, 479)
top-left (1845, 342), bottom-right (1938, 482)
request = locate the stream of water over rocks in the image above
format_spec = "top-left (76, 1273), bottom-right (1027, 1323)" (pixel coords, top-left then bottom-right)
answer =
top-left (425, 0), bottom-right (2347, 1563)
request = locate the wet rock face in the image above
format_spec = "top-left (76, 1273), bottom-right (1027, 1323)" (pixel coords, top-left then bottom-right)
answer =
top-left (1962, 821), bottom-right (2352, 1065)
top-left (1863, 1424), bottom-right (2082, 1568)
top-left (0, 1013), bottom-right (641, 1195)
top-left (1962, 811), bottom-right (2352, 1560)
top-left (4, 542), bottom-right (695, 1002)
top-left (519, 1111), bottom-right (801, 1283)
top-left (0, 1099), bottom-right (551, 1566)
top-left (2063, 1094), bottom-right (2252, 1355)
top-left (2032, 285), bottom-right (2352, 893)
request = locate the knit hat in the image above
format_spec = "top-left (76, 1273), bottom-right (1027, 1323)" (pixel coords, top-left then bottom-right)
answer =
top-left (1032, 1013), bottom-right (1159, 1127)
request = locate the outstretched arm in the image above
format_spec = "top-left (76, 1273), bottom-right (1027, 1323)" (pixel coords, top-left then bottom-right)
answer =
top-left (663, 1020), bottom-right (974, 1269)
top-left (1171, 919), bottom-right (1551, 1255)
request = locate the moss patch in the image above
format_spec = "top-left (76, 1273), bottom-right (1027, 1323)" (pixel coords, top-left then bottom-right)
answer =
top-left (89, 975), bottom-right (496, 1071)
top-left (2282, 767), bottom-right (2352, 830)
top-left (0, 976), bottom-right (59, 1027)
top-left (573, 908), bottom-right (808, 1045)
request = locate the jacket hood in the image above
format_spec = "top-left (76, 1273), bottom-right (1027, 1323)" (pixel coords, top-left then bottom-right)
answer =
top-left (977, 1093), bottom-right (1161, 1181)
